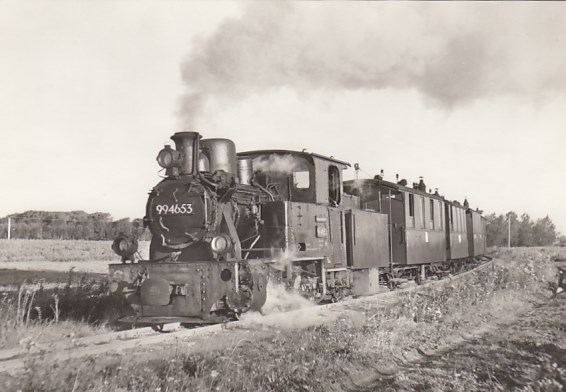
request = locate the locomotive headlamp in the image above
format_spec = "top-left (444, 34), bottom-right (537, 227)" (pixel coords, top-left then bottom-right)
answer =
top-left (112, 234), bottom-right (139, 262)
top-left (210, 234), bottom-right (231, 254)
top-left (157, 145), bottom-right (182, 169)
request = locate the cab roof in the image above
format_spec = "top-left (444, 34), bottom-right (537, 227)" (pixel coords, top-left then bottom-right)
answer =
top-left (238, 149), bottom-right (351, 168)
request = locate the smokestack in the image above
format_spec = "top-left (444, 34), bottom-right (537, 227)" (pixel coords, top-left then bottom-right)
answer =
top-left (171, 132), bottom-right (201, 175)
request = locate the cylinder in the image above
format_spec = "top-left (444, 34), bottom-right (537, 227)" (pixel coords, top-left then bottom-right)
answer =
top-left (201, 138), bottom-right (237, 175)
top-left (238, 159), bottom-right (253, 185)
top-left (171, 132), bottom-right (201, 175)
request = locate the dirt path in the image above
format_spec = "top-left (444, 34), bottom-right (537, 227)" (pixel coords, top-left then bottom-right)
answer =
top-left (359, 293), bottom-right (566, 391)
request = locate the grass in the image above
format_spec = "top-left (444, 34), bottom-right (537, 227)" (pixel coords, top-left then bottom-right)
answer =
top-left (0, 239), bottom-right (150, 262)
top-left (0, 272), bottom-right (134, 351)
top-left (1, 247), bottom-right (563, 391)
top-left (0, 239), bottom-right (144, 352)
top-left (0, 269), bottom-right (105, 287)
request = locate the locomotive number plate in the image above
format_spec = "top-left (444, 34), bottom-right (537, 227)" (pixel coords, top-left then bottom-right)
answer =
top-left (155, 203), bottom-right (194, 215)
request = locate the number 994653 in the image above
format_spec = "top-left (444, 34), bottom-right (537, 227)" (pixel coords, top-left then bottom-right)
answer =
top-left (155, 203), bottom-right (193, 215)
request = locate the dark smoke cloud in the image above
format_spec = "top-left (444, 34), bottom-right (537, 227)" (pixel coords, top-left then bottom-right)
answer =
top-left (179, 2), bottom-right (566, 128)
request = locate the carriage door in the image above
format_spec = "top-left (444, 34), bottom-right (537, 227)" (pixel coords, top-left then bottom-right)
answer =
top-left (380, 191), bottom-right (406, 265)
top-left (444, 202), bottom-right (452, 260)
top-left (345, 210), bottom-right (389, 268)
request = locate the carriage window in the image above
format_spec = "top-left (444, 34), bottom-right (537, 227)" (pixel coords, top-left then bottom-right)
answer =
top-left (439, 202), bottom-right (443, 230)
top-left (450, 206), bottom-right (454, 231)
top-left (430, 199), bottom-right (435, 230)
top-left (293, 171), bottom-right (310, 189)
top-left (408, 194), bottom-right (415, 228)
top-left (420, 196), bottom-right (426, 228)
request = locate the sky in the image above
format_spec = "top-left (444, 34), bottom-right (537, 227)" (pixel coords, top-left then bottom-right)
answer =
top-left (1, 2), bottom-right (565, 233)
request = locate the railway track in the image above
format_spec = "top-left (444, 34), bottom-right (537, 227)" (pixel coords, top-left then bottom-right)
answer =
top-left (0, 258), bottom-right (494, 375)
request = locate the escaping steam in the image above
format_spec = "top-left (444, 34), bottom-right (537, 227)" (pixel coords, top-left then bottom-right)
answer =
top-left (261, 281), bottom-right (314, 315)
top-left (238, 280), bottom-right (320, 330)
top-left (240, 248), bottom-right (314, 325)
top-left (251, 249), bottom-right (314, 315)
top-left (178, 2), bottom-right (566, 128)
top-left (252, 154), bottom-right (302, 175)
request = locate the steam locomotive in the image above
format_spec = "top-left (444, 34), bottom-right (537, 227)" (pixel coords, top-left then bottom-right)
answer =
top-left (109, 131), bottom-right (486, 326)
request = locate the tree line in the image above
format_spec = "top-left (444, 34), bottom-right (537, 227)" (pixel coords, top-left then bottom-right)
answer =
top-left (485, 212), bottom-right (564, 247)
top-left (1, 210), bottom-right (563, 247)
top-left (0, 211), bottom-right (150, 241)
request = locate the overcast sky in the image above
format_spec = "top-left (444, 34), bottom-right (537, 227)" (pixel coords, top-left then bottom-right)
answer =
top-left (1, 2), bottom-right (565, 233)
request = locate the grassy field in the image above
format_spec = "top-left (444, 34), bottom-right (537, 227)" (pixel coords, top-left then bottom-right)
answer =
top-left (0, 239), bottom-right (150, 262)
top-left (0, 240), bottom-right (143, 351)
top-left (0, 239), bottom-right (150, 276)
top-left (0, 247), bottom-right (563, 391)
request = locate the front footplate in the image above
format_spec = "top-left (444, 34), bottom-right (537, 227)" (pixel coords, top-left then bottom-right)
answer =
top-left (117, 316), bottom-right (228, 325)
top-left (109, 260), bottom-right (268, 323)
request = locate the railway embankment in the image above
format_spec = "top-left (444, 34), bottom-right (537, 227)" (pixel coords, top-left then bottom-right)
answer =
top-left (362, 292), bottom-right (566, 391)
top-left (1, 247), bottom-right (563, 391)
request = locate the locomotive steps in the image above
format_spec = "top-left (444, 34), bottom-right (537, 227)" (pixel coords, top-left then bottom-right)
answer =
top-left (0, 259), bottom-right (494, 375)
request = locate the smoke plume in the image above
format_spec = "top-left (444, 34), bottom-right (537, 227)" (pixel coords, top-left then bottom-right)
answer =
top-left (179, 2), bottom-right (566, 128)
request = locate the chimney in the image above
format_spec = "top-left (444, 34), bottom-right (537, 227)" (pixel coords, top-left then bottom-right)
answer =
top-left (171, 132), bottom-right (201, 175)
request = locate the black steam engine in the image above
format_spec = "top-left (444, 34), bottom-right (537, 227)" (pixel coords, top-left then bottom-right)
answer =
top-left (109, 131), bottom-right (487, 326)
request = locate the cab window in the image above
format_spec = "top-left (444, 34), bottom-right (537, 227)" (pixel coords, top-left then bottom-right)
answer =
top-left (328, 165), bottom-right (341, 205)
top-left (293, 171), bottom-right (310, 189)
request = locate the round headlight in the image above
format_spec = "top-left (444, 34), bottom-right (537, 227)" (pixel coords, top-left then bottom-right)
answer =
top-left (157, 150), bottom-right (173, 168)
top-left (112, 235), bottom-right (139, 261)
top-left (118, 239), bottom-right (129, 252)
top-left (156, 146), bottom-right (181, 169)
top-left (210, 235), bottom-right (230, 254)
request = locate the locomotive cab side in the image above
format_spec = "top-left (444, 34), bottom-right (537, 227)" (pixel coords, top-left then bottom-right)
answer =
top-left (238, 150), bottom-right (390, 300)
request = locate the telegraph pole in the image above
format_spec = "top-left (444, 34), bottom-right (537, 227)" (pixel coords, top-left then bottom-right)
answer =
top-left (7, 217), bottom-right (11, 240)
top-left (507, 213), bottom-right (511, 249)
